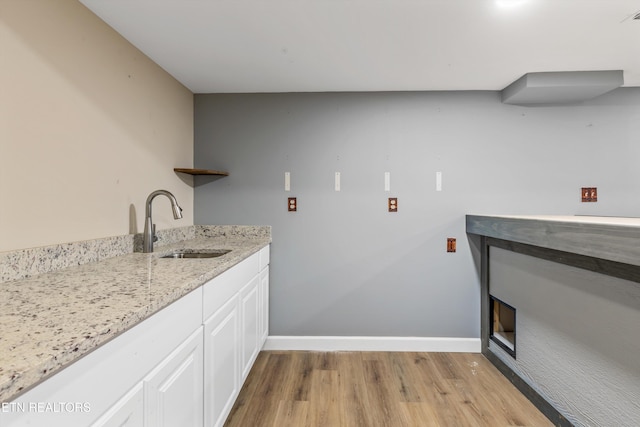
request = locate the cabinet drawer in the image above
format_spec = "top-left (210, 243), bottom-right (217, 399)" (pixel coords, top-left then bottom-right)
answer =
top-left (203, 252), bottom-right (260, 319)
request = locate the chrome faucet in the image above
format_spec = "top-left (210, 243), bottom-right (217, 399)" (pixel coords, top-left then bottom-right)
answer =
top-left (143, 190), bottom-right (183, 253)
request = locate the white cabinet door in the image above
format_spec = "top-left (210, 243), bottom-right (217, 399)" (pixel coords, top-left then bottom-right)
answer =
top-left (91, 383), bottom-right (144, 427)
top-left (240, 275), bottom-right (260, 381)
top-left (204, 295), bottom-right (240, 427)
top-left (144, 327), bottom-right (204, 427)
top-left (259, 266), bottom-right (269, 346)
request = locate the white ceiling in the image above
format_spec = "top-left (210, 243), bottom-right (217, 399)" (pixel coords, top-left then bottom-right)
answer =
top-left (79, 0), bottom-right (640, 94)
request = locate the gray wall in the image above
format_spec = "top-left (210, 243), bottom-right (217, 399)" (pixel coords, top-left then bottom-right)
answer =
top-left (194, 89), bottom-right (640, 338)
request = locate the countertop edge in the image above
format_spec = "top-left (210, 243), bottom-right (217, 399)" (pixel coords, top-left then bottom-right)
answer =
top-left (466, 214), bottom-right (640, 267)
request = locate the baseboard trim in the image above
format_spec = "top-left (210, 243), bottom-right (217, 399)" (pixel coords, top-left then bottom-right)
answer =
top-left (263, 336), bottom-right (481, 352)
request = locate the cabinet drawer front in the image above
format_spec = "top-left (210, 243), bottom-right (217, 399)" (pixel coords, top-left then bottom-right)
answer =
top-left (203, 251), bottom-right (260, 319)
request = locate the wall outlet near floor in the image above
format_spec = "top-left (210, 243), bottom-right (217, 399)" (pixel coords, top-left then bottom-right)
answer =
top-left (288, 197), bottom-right (297, 211)
top-left (581, 187), bottom-right (598, 202)
top-left (388, 198), bottom-right (398, 212)
top-left (447, 238), bottom-right (457, 253)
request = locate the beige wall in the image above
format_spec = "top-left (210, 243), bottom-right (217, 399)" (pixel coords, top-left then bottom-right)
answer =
top-left (0, 0), bottom-right (194, 252)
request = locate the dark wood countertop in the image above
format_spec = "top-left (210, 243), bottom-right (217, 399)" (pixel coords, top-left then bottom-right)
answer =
top-left (466, 214), bottom-right (640, 267)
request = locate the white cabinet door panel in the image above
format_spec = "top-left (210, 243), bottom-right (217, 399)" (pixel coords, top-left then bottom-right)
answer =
top-left (240, 275), bottom-right (260, 381)
top-left (204, 295), bottom-right (240, 427)
top-left (144, 328), bottom-right (203, 427)
top-left (91, 383), bottom-right (144, 427)
top-left (259, 266), bottom-right (269, 346)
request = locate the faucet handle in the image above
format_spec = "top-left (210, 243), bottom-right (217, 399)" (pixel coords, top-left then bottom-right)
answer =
top-left (152, 224), bottom-right (158, 242)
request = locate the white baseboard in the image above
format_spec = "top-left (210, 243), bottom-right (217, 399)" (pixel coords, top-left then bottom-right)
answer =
top-left (263, 336), bottom-right (481, 353)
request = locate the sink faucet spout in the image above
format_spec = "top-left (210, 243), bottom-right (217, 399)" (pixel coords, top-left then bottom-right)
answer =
top-left (143, 190), bottom-right (183, 253)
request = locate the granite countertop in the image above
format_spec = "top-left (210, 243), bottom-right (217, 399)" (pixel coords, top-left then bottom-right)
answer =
top-left (0, 231), bottom-right (270, 402)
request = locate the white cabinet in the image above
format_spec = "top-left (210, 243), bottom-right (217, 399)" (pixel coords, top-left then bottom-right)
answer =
top-left (92, 321), bottom-right (204, 427)
top-left (144, 328), bottom-right (203, 427)
top-left (5, 288), bottom-right (203, 427)
top-left (203, 245), bottom-right (270, 427)
top-left (4, 244), bottom-right (269, 427)
top-left (204, 295), bottom-right (240, 427)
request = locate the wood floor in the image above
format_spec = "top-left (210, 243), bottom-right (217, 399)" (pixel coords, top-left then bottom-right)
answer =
top-left (224, 351), bottom-right (553, 427)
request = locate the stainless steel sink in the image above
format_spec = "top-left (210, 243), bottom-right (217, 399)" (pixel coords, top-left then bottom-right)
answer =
top-left (161, 249), bottom-right (231, 259)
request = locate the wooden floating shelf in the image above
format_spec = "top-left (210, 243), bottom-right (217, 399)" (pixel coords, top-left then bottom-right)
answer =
top-left (174, 168), bottom-right (229, 176)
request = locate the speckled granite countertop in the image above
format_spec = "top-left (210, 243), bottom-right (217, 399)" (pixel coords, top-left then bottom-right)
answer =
top-left (0, 228), bottom-right (270, 402)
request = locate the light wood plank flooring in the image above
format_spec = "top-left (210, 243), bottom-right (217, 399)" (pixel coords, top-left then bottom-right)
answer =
top-left (224, 351), bottom-right (553, 427)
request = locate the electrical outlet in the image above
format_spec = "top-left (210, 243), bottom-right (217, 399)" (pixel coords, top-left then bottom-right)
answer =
top-left (447, 238), bottom-right (457, 253)
top-left (581, 187), bottom-right (598, 202)
top-left (388, 197), bottom-right (398, 212)
top-left (288, 197), bottom-right (297, 212)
